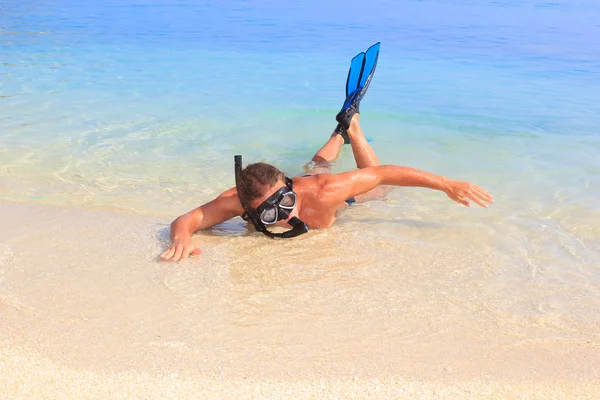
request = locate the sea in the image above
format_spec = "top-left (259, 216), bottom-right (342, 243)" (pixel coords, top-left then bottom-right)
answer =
top-left (1, 0), bottom-right (600, 389)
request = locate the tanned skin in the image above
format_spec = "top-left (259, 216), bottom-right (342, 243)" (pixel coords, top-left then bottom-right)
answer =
top-left (161, 115), bottom-right (493, 261)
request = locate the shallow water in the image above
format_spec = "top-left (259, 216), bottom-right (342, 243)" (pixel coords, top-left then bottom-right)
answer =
top-left (1, 0), bottom-right (600, 379)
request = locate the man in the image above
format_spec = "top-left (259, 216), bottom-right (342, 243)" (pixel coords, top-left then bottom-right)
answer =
top-left (161, 43), bottom-right (493, 261)
top-left (161, 112), bottom-right (493, 261)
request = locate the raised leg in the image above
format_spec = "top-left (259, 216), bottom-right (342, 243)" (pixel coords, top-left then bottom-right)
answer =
top-left (310, 130), bottom-right (345, 165)
top-left (346, 114), bottom-right (392, 201)
top-left (347, 114), bottom-right (380, 168)
top-left (307, 114), bottom-right (391, 205)
top-left (305, 129), bottom-right (345, 175)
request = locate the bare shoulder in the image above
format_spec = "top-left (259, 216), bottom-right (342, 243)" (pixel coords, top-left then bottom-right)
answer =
top-left (320, 168), bottom-right (379, 188)
top-left (216, 186), bottom-right (239, 200)
top-left (293, 174), bottom-right (338, 194)
top-left (319, 168), bottom-right (383, 203)
top-left (295, 173), bottom-right (355, 205)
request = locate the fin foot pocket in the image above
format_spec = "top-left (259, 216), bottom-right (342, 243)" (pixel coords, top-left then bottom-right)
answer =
top-left (334, 123), bottom-right (350, 144)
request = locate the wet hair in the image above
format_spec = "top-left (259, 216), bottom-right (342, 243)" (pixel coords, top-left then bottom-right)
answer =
top-left (237, 162), bottom-right (285, 208)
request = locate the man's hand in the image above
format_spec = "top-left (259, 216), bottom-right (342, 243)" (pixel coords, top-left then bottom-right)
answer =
top-left (160, 238), bottom-right (202, 262)
top-left (160, 189), bottom-right (243, 262)
top-left (444, 179), bottom-right (494, 208)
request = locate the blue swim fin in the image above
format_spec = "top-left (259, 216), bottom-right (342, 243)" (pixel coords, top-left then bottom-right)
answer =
top-left (334, 42), bottom-right (381, 143)
top-left (346, 52), bottom-right (366, 98)
top-left (357, 42), bottom-right (380, 105)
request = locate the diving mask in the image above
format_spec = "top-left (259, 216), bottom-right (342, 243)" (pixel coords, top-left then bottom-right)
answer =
top-left (255, 179), bottom-right (297, 225)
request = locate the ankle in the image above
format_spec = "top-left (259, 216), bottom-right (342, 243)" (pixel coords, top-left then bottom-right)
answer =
top-left (348, 114), bottom-right (360, 132)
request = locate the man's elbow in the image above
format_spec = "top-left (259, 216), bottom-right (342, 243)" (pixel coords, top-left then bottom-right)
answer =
top-left (376, 165), bottom-right (403, 186)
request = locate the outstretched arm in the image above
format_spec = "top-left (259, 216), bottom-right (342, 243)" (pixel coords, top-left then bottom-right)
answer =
top-left (324, 165), bottom-right (493, 207)
top-left (160, 187), bottom-right (244, 261)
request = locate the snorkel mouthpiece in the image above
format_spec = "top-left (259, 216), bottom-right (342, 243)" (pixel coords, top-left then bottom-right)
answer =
top-left (234, 155), bottom-right (308, 239)
top-left (282, 216), bottom-right (309, 238)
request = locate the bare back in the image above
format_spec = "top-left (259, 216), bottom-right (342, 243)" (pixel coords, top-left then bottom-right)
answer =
top-left (290, 175), bottom-right (350, 228)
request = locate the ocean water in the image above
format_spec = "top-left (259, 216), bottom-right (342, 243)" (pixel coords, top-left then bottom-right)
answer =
top-left (2, 0), bottom-right (600, 358)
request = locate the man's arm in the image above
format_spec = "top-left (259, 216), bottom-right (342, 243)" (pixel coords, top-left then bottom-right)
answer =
top-left (160, 187), bottom-right (244, 261)
top-left (323, 165), bottom-right (493, 208)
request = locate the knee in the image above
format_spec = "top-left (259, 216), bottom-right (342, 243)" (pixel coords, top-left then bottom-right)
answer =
top-left (312, 155), bottom-right (328, 164)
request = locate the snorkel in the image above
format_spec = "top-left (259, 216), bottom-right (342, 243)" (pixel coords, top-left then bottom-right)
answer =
top-left (234, 155), bottom-right (308, 239)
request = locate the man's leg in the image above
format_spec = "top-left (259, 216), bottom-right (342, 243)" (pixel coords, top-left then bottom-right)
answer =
top-left (311, 131), bottom-right (345, 165)
top-left (346, 114), bottom-right (380, 168)
top-left (346, 114), bottom-right (392, 201)
top-left (309, 114), bottom-right (377, 169)
top-left (304, 129), bottom-right (345, 175)
top-left (306, 115), bottom-right (390, 201)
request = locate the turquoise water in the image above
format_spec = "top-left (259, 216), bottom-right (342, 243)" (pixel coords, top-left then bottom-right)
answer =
top-left (2, 0), bottom-right (599, 206)
top-left (2, 0), bottom-right (600, 315)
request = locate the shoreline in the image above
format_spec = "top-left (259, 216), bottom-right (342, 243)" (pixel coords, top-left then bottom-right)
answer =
top-left (0, 178), bottom-right (182, 218)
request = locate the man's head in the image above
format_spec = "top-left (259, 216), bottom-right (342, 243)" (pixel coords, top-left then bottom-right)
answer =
top-left (234, 156), bottom-right (308, 238)
top-left (236, 162), bottom-right (286, 210)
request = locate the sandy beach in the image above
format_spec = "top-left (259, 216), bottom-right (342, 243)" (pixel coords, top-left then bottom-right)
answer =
top-left (1, 200), bottom-right (598, 398)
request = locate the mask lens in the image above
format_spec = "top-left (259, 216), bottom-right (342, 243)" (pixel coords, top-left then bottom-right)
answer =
top-left (260, 207), bottom-right (278, 225)
top-left (279, 192), bottom-right (296, 208)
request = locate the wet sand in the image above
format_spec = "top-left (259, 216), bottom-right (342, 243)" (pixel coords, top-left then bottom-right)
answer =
top-left (1, 201), bottom-right (599, 398)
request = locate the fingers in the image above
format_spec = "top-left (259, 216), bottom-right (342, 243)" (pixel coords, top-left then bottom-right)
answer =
top-left (452, 182), bottom-right (493, 208)
top-left (447, 180), bottom-right (494, 209)
top-left (473, 186), bottom-right (494, 203)
top-left (469, 186), bottom-right (494, 208)
top-left (468, 193), bottom-right (488, 208)
top-left (457, 196), bottom-right (470, 207)
top-left (160, 246), bottom-right (175, 260)
top-left (457, 188), bottom-right (488, 208)
top-left (181, 247), bottom-right (202, 261)
top-left (171, 245), bottom-right (182, 261)
top-left (160, 244), bottom-right (201, 262)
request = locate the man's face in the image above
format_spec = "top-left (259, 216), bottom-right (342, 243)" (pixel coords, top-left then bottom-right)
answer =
top-left (250, 180), bottom-right (298, 227)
